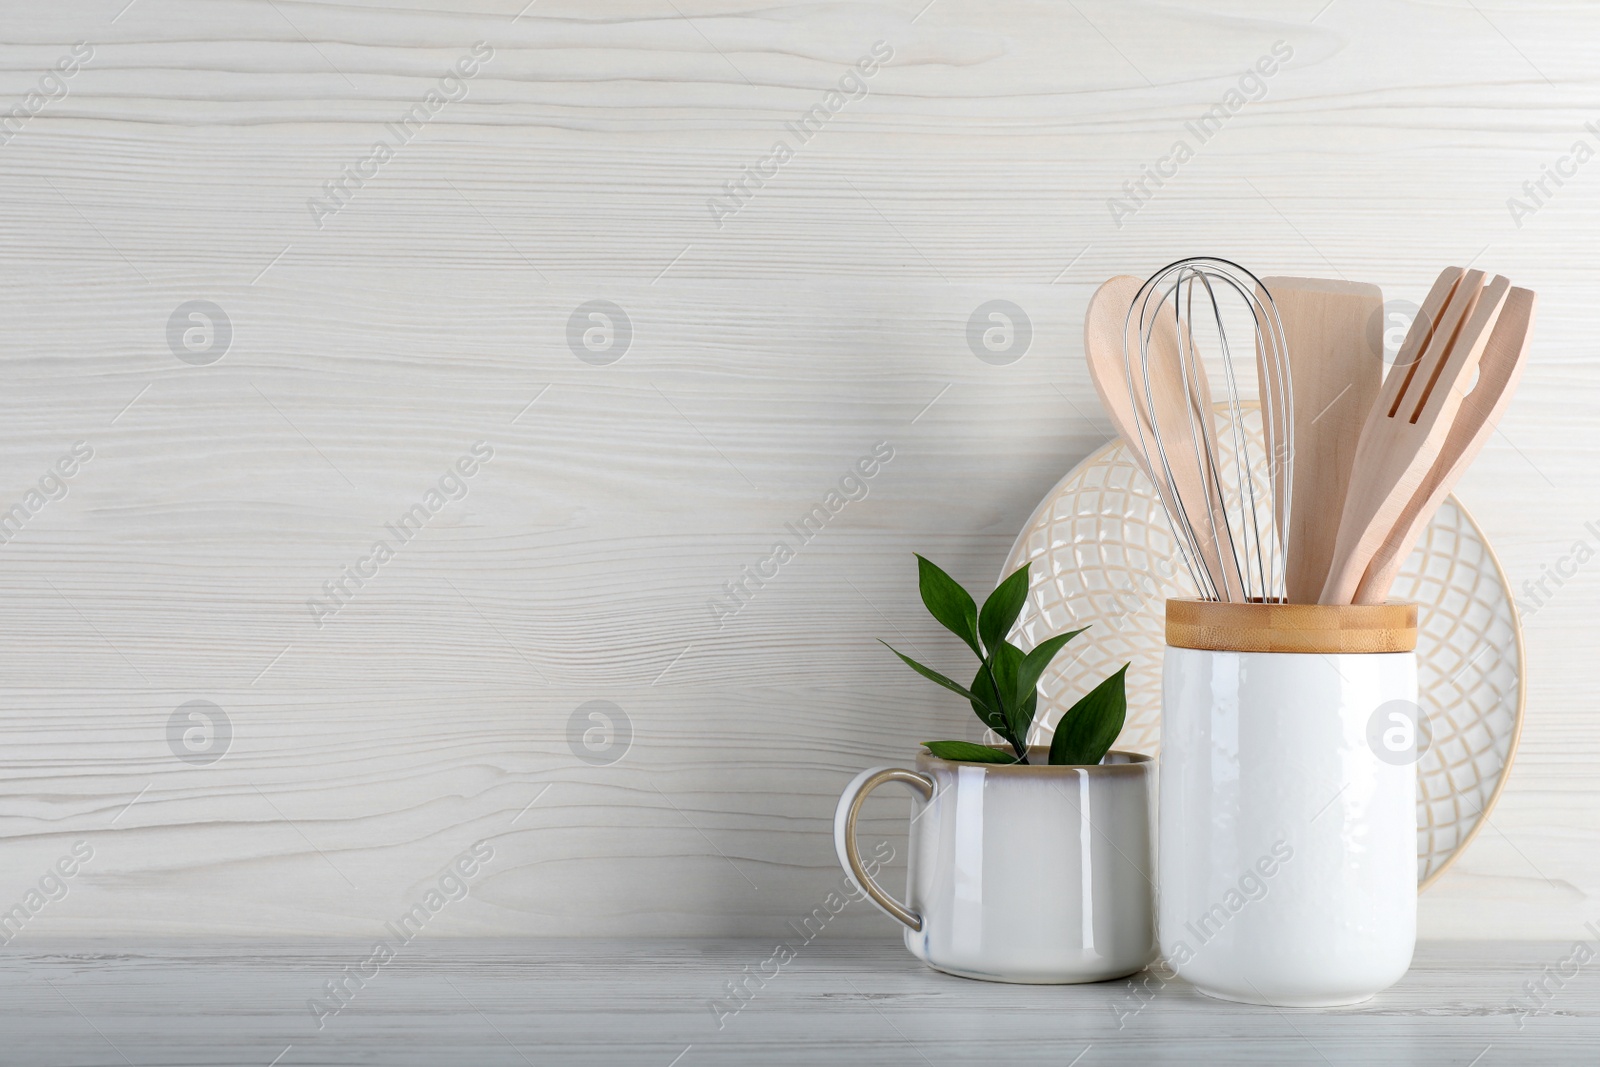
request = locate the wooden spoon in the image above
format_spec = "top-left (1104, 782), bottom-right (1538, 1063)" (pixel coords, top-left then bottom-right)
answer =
top-left (1085, 275), bottom-right (1243, 599)
top-left (1319, 268), bottom-right (1509, 604)
top-left (1257, 277), bottom-right (1385, 604)
top-left (1353, 286), bottom-right (1536, 603)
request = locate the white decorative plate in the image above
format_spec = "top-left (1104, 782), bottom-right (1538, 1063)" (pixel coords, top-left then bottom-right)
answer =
top-left (1003, 407), bottom-right (1524, 890)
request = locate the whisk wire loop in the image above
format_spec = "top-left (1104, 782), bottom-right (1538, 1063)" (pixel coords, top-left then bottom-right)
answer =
top-left (1121, 257), bottom-right (1293, 604)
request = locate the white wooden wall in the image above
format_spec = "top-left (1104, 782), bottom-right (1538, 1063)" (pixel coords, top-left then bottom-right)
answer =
top-left (0, 0), bottom-right (1594, 941)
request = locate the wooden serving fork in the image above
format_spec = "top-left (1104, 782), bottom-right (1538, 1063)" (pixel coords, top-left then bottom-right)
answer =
top-left (1318, 267), bottom-right (1511, 604)
top-left (1352, 286), bottom-right (1537, 604)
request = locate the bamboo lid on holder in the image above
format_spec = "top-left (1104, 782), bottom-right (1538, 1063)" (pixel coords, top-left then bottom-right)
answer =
top-left (1165, 599), bottom-right (1418, 654)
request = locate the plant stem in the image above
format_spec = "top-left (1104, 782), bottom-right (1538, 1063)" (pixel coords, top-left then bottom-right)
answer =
top-left (980, 650), bottom-right (1027, 764)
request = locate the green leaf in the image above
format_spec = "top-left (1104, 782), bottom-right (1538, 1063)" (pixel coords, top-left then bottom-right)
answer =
top-left (1048, 664), bottom-right (1129, 767)
top-left (972, 642), bottom-right (1034, 748)
top-left (880, 641), bottom-right (982, 703)
top-left (922, 741), bottom-right (1019, 764)
top-left (967, 659), bottom-right (1008, 737)
top-left (968, 679), bottom-right (1033, 758)
top-left (1012, 628), bottom-right (1088, 711)
top-left (915, 555), bottom-right (981, 656)
top-left (978, 564), bottom-right (1032, 657)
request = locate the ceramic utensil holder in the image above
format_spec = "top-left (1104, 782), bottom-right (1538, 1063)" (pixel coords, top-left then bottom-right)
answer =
top-left (1160, 599), bottom-right (1419, 1006)
top-left (835, 748), bottom-right (1156, 984)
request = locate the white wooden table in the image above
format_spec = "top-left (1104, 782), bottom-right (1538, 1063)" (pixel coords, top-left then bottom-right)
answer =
top-left (2, 939), bottom-right (1589, 1064)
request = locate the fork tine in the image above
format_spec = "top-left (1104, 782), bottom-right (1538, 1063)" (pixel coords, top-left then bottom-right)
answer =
top-left (1391, 268), bottom-right (1485, 417)
top-left (1383, 267), bottom-right (1470, 417)
top-left (1411, 274), bottom-right (1510, 424)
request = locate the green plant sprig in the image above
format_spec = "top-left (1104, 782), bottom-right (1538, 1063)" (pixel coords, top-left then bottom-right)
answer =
top-left (881, 555), bottom-right (1129, 767)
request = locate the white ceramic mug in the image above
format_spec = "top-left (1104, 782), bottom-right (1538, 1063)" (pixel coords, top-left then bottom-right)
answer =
top-left (834, 747), bottom-right (1156, 983)
top-left (1160, 599), bottom-right (1419, 1006)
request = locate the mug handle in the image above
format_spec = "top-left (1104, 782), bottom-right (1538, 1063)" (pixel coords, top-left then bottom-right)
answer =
top-left (833, 765), bottom-right (935, 932)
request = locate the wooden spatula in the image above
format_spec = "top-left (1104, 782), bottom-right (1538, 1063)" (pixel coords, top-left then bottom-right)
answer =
top-left (1352, 286), bottom-right (1537, 603)
top-left (1319, 267), bottom-right (1510, 604)
top-left (1257, 277), bottom-right (1385, 604)
top-left (1085, 276), bottom-right (1244, 599)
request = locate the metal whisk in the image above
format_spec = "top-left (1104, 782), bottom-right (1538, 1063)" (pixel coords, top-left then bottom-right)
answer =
top-left (1122, 257), bottom-right (1292, 603)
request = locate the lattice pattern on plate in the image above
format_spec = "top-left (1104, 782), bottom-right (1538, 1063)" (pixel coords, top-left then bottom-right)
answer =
top-left (1004, 409), bottom-right (1524, 890)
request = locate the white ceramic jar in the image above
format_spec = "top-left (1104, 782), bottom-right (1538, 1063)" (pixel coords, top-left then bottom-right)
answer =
top-left (1159, 599), bottom-right (1420, 1006)
top-left (835, 747), bottom-right (1156, 984)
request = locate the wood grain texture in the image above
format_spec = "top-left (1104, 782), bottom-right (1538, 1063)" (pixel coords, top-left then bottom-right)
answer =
top-left (0, 0), bottom-right (1596, 940)
top-left (1356, 285), bottom-right (1539, 603)
top-left (1260, 276), bottom-right (1383, 604)
top-left (1165, 598), bottom-right (1416, 653)
top-left (0, 938), bottom-right (1595, 1064)
top-left (1319, 269), bottom-right (1500, 603)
